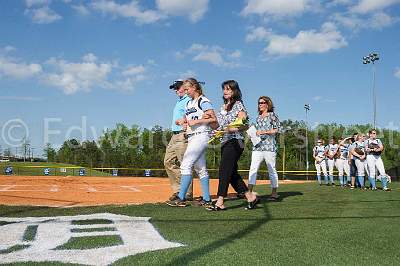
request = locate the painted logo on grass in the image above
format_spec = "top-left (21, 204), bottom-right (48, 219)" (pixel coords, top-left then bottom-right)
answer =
top-left (0, 213), bottom-right (183, 265)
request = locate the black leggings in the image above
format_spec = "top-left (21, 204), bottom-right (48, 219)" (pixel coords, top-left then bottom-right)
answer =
top-left (217, 139), bottom-right (248, 197)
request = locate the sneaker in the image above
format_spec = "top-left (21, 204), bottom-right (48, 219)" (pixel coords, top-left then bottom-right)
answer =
top-left (166, 199), bottom-right (187, 207)
top-left (383, 187), bottom-right (391, 191)
top-left (199, 200), bottom-right (213, 208)
top-left (350, 186), bottom-right (355, 190)
top-left (192, 199), bottom-right (212, 207)
top-left (169, 192), bottom-right (179, 201)
top-left (186, 194), bottom-right (194, 201)
top-left (331, 183), bottom-right (335, 187)
top-left (371, 187), bottom-right (377, 191)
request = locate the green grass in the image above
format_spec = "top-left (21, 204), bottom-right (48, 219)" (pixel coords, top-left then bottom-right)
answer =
top-left (0, 182), bottom-right (399, 265)
top-left (70, 227), bottom-right (116, 233)
top-left (22, 225), bottom-right (38, 241)
top-left (71, 219), bottom-right (113, 225)
top-left (55, 235), bottom-right (123, 250)
top-left (0, 162), bottom-right (111, 177)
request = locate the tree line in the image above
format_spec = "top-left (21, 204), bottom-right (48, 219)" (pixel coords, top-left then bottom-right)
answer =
top-left (43, 120), bottom-right (400, 175)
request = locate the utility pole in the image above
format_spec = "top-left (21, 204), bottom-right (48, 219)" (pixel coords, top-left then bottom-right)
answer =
top-left (304, 104), bottom-right (310, 180)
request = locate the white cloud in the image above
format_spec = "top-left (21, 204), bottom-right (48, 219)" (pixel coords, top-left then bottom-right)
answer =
top-left (179, 70), bottom-right (197, 79)
top-left (313, 96), bottom-right (322, 101)
top-left (0, 56), bottom-right (42, 79)
top-left (179, 44), bottom-right (242, 67)
top-left (41, 53), bottom-right (150, 94)
top-left (83, 53), bottom-right (97, 63)
top-left (264, 22), bottom-right (347, 56)
top-left (122, 65), bottom-right (146, 76)
top-left (395, 68), bottom-right (400, 79)
top-left (91, 0), bottom-right (165, 25)
top-left (331, 13), bottom-right (365, 30)
top-left (229, 50), bottom-right (242, 59)
top-left (0, 47), bottom-right (151, 94)
top-left (350, 0), bottom-right (400, 14)
top-left (25, 0), bottom-right (50, 8)
top-left (327, 0), bottom-right (353, 7)
top-left (246, 26), bottom-right (272, 42)
top-left (156, 0), bottom-right (209, 22)
top-left (43, 55), bottom-right (112, 94)
top-left (26, 6), bottom-right (62, 24)
top-left (72, 4), bottom-right (90, 16)
top-left (313, 95), bottom-right (336, 103)
top-left (241, 0), bottom-right (315, 18)
top-left (332, 11), bottom-right (398, 30)
top-left (0, 46), bottom-right (16, 54)
top-left (369, 12), bottom-right (398, 28)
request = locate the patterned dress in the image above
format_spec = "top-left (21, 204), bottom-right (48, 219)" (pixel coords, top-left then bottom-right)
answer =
top-left (216, 101), bottom-right (247, 145)
top-left (253, 112), bottom-right (281, 152)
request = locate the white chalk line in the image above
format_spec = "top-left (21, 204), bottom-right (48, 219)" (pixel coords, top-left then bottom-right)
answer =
top-left (0, 185), bottom-right (148, 193)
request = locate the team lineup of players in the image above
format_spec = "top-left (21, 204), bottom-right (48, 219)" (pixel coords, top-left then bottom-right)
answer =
top-left (313, 130), bottom-right (391, 191)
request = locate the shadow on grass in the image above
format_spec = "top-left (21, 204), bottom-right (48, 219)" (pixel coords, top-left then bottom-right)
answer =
top-left (164, 191), bottom-right (304, 265)
top-left (222, 191), bottom-right (303, 210)
top-left (164, 206), bottom-right (271, 266)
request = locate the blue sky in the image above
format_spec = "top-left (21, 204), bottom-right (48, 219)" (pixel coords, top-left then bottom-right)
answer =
top-left (1, 0), bottom-right (400, 156)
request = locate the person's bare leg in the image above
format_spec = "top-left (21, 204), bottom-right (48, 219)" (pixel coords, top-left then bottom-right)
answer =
top-left (271, 187), bottom-right (278, 198)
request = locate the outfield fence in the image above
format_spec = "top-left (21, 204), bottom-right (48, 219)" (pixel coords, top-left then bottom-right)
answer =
top-left (0, 165), bottom-right (398, 181)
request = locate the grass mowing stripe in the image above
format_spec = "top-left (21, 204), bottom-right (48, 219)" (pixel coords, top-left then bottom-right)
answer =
top-left (22, 225), bottom-right (38, 241)
top-left (55, 235), bottom-right (123, 250)
top-left (0, 244), bottom-right (30, 254)
top-left (71, 227), bottom-right (117, 233)
top-left (71, 219), bottom-right (113, 225)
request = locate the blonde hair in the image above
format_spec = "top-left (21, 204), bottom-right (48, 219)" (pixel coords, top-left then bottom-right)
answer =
top-left (184, 78), bottom-right (203, 95)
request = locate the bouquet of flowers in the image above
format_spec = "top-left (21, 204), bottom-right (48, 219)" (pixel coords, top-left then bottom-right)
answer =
top-left (208, 117), bottom-right (249, 144)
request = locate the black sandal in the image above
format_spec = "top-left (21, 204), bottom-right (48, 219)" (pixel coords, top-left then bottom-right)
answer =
top-left (245, 196), bottom-right (260, 210)
top-left (206, 205), bottom-right (227, 211)
top-left (267, 195), bottom-right (279, 201)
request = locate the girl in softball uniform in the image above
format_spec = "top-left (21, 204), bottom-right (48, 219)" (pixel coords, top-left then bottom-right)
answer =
top-left (247, 96), bottom-right (280, 202)
top-left (350, 134), bottom-right (367, 189)
top-left (365, 129), bottom-right (390, 191)
top-left (325, 137), bottom-right (339, 186)
top-left (337, 137), bottom-right (351, 187)
top-left (166, 78), bottom-right (218, 207)
top-left (207, 80), bottom-right (258, 211)
top-left (313, 139), bottom-right (328, 185)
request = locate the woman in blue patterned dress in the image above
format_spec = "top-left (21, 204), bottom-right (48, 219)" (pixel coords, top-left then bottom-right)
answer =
top-left (207, 80), bottom-right (258, 211)
top-left (248, 96), bottom-right (281, 201)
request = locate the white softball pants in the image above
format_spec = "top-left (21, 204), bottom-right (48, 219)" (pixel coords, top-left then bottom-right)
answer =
top-left (180, 133), bottom-right (209, 178)
top-left (366, 155), bottom-right (386, 178)
top-left (355, 158), bottom-right (368, 177)
top-left (336, 158), bottom-right (350, 177)
top-left (327, 159), bottom-right (336, 176)
top-left (248, 151), bottom-right (279, 188)
top-left (315, 160), bottom-right (328, 177)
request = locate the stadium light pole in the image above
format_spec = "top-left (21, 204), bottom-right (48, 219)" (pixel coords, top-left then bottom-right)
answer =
top-left (304, 104), bottom-right (310, 180)
top-left (363, 52), bottom-right (379, 129)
